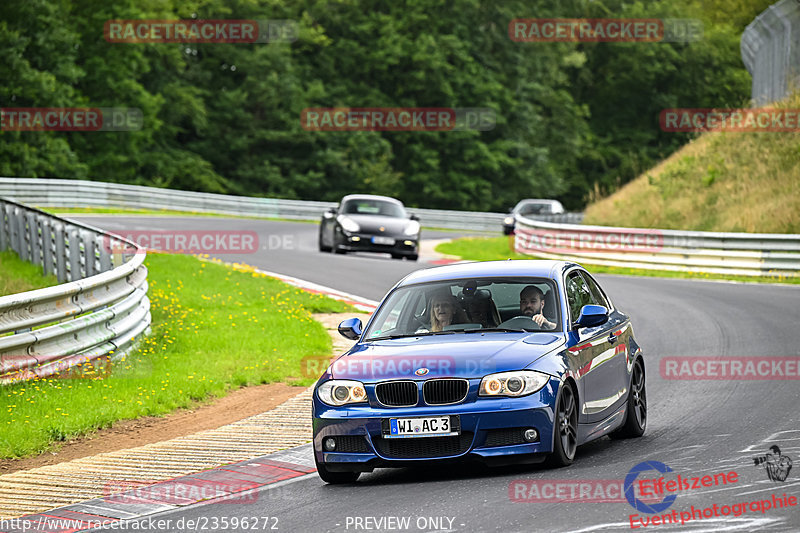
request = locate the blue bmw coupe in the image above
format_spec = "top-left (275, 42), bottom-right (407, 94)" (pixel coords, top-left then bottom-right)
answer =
top-left (312, 260), bottom-right (646, 483)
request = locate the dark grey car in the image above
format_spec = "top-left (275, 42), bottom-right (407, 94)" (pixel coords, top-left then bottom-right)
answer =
top-left (319, 194), bottom-right (420, 260)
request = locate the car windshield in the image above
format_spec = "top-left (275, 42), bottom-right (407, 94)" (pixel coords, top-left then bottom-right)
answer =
top-left (515, 202), bottom-right (549, 215)
top-left (364, 277), bottom-right (562, 339)
top-left (342, 199), bottom-right (406, 218)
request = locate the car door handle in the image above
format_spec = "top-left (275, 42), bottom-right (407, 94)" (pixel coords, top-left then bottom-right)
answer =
top-left (608, 333), bottom-right (618, 345)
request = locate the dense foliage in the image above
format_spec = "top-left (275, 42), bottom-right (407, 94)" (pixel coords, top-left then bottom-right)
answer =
top-left (0, 0), bottom-right (773, 211)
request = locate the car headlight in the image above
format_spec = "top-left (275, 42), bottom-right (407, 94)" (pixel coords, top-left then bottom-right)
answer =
top-left (337, 216), bottom-right (360, 233)
top-left (317, 380), bottom-right (368, 406)
top-left (404, 220), bottom-right (420, 236)
top-left (479, 370), bottom-right (549, 397)
top-left (504, 217), bottom-right (514, 225)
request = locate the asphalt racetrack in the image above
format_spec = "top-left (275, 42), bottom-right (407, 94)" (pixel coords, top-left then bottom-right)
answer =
top-left (75, 216), bottom-right (800, 533)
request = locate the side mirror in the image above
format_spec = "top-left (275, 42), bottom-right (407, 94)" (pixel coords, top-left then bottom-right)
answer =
top-left (338, 318), bottom-right (363, 340)
top-left (409, 214), bottom-right (420, 221)
top-left (573, 305), bottom-right (608, 330)
top-left (323, 207), bottom-right (337, 219)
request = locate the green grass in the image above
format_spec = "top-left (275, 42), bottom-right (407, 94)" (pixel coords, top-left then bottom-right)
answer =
top-left (0, 250), bottom-right (59, 296)
top-left (436, 236), bottom-right (800, 285)
top-left (0, 253), bottom-right (353, 459)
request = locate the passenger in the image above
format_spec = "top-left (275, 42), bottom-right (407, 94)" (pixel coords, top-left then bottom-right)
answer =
top-left (520, 285), bottom-right (556, 330)
top-left (429, 292), bottom-right (468, 332)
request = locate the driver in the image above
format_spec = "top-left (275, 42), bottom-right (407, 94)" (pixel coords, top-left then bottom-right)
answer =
top-left (520, 285), bottom-right (556, 330)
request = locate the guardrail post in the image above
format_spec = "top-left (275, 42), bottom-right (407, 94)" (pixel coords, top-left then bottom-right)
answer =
top-left (30, 213), bottom-right (43, 268)
top-left (82, 230), bottom-right (97, 277)
top-left (26, 211), bottom-right (38, 264)
top-left (67, 227), bottom-right (82, 281)
top-left (10, 206), bottom-right (23, 256)
top-left (0, 204), bottom-right (8, 252)
top-left (40, 216), bottom-right (54, 277)
top-left (54, 222), bottom-right (67, 283)
top-left (97, 233), bottom-right (112, 272)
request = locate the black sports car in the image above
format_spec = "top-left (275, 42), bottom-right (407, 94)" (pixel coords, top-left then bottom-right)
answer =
top-left (318, 195), bottom-right (420, 260)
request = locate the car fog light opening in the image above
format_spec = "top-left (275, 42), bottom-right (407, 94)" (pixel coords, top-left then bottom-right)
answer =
top-left (523, 428), bottom-right (539, 442)
top-left (351, 236), bottom-right (361, 242)
top-left (324, 437), bottom-right (336, 451)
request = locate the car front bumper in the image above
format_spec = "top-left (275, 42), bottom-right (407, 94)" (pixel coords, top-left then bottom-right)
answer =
top-left (337, 231), bottom-right (418, 256)
top-left (312, 378), bottom-right (560, 471)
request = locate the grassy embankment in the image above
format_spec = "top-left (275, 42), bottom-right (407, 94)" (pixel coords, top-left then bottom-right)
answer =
top-left (0, 252), bottom-right (353, 459)
top-left (437, 92), bottom-right (800, 284)
top-left (583, 92), bottom-right (800, 233)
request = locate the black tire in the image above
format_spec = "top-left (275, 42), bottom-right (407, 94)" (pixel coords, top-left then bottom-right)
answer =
top-left (547, 382), bottom-right (578, 467)
top-left (610, 358), bottom-right (647, 439)
top-left (408, 254), bottom-right (418, 261)
top-left (332, 233), bottom-right (347, 254)
top-left (315, 455), bottom-right (360, 484)
top-left (318, 230), bottom-right (331, 252)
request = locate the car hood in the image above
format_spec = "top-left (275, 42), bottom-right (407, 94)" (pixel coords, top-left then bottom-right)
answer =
top-left (329, 332), bottom-right (565, 381)
top-left (343, 214), bottom-right (412, 235)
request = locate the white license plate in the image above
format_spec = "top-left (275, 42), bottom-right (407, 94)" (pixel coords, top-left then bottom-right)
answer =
top-left (371, 236), bottom-right (395, 245)
top-left (386, 416), bottom-right (458, 438)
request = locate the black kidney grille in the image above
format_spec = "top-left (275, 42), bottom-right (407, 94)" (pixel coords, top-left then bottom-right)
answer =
top-left (375, 381), bottom-right (418, 406)
top-left (482, 428), bottom-right (531, 448)
top-left (374, 432), bottom-right (474, 459)
top-left (423, 379), bottom-right (469, 405)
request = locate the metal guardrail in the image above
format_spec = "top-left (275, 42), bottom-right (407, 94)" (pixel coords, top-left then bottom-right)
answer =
top-left (0, 198), bottom-right (151, 384)
top-left (513, 216), bottom-right (800, 277)
top-left (0, 178), bottom-right (582, 231)
top-left (741, 0), bottom-right (800, 105)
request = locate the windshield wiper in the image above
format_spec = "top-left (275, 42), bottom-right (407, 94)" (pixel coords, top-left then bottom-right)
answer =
top-left (370, 331), bottom-right (458, 340)
top-left (460, 327), bottom-right (531, 333)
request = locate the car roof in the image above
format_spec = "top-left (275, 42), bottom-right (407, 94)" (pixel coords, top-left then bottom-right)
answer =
top-left (340, 194), bottom-right (404, 205)
top-left (397, 260), bottom-right (576, 286)
top-left (514, 199), bottom-right (563, 207)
